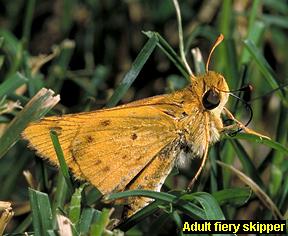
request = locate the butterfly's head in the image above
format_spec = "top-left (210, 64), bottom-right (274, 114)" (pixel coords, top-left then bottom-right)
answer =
top-left (200, 71), bottom-right (229, 113)
top-left (190, 34), bottom-right (230, 114)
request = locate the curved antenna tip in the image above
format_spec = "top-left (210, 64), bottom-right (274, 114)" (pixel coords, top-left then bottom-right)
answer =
top-left (206, 34), bottom-right (224, 73)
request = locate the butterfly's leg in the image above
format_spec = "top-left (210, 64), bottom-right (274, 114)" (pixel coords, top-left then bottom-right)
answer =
top-left (187, 112), bottom-right (210, 190)
top-left (122, 141), bottom-right (180, 219)
top-left (222, 107), bottom-right (270, 139)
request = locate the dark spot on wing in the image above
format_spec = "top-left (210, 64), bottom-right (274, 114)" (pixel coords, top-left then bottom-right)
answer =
top-left (95, 159), bottom-right (102, 165)
top-left (100, 120), bottom-right (111, 126)
top-left (136, 155), bottom-right (143, 161)
top-left (122, 155), bottom-right (128, 160)
top-left (86, 135), bottom-right (94, 143)
top-left (163, 110), bottom-right (176, 118)
top-left (102, 166), bottom-right (110, 172)
top-left (181, 112), bottom-right (188, 117)
top-left (131, 133), bottom-right (138, 140)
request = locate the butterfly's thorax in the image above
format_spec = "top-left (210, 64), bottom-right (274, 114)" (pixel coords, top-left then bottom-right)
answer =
top-left (173, 71), bottom-right (229, 157)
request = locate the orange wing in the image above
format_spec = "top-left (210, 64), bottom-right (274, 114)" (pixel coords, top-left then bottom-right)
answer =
top-left (23, 94), bottom-right (186, 194)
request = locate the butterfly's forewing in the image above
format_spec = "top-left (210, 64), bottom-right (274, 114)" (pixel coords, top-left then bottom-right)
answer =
top-left (23, 91), bottom-right (190, 194)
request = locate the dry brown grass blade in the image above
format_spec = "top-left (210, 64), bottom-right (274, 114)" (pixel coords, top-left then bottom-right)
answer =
top-left (0, 201), bottom-right (14, 236)
top-left (57, 214), bottom-right (73, 236)
top-left (216, 160), bottom-right (283, 220)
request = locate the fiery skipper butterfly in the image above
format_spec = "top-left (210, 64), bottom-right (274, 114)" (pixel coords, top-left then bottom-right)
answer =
top-left (22, 34), bottom-right (267, 218)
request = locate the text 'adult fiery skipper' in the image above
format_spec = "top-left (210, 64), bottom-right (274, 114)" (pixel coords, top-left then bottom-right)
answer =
top-left (23, 35), bottom-right (267, 218)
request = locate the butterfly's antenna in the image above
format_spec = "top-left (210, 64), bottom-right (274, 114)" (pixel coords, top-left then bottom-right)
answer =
top-left (206, 34), bottom-right (224, 73)
top-left (249, 82), bottom-right (288, 102)
top-left (172, 0), bottom-right (195, 79)
top-left (217, 87), bottom-right (254, 131)
top-left (228, 93), bottom-right (253, 135)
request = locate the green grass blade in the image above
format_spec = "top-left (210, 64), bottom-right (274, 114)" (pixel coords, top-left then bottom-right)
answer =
top-left (216, 0), bottom-right (232, 71)
top-left (217, 161), bottom-right (284, 219)
top-left (191, 48), bottom-right (205, 75)
top-left (0, 88), bottom-right (60, 158)
top-left (89, 208), bottom-right (110, 236)
top-left (0, 152), bottom-right (30, 199)
top-left (61, 0), bottom-right (75, 35)
top-left (29, 188), bottom-right (53, 235)
top-left (243, 39), bottom-right (287, 103)
top-left (106, 190), bottom-right (205, 219)
top-left (13, 214), bottom-right (32, 234)
top-left (0, 72), bottom-right (28, 99)
top-left (263, 0), bottom-right (288, 14)
top-left (269, 105), bottom-right (288, 197)
top-left (212, 187), bottom-right (251, 206)
top-left (78, 208), bottom-right (100, 234)
top-left (69, 185), bottom-right (85, 226)
top-left (49, 130), bottom-right (73, 192)
top-left (230, 139), bottom-right (264, 188)
top-left (144, 31), bottom-right (190, 79)
top-left (172, 211), bottom-right (184, 236)
top-left (21, 0), bottom-right (36, 46)
top-left (51, 172), bottom-right (68, 227)
top-left (226, 133), bottom-right (288, 155)
top-left (46, 40), bottom-right (75, 93)
top-left (181, 192), bottom-right (225, 220)
top-left (224, 38), bottom-right (239, 88)
top-left (106, 35), bottom-right (158, 107)
top-left (262, 14), bottom-right (288, 29)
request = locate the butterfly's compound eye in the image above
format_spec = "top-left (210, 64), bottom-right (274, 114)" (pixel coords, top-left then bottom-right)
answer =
top-left (202, 89), bottom-right (220, 110)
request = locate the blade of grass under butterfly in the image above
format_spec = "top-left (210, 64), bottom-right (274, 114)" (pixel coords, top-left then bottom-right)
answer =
top-left (106, 190), bottom-right (205, 219)
top-left (78, 208), bottom-right (100, 234)
top-left (172, 211), bottom-right (184, 236)
top-left (0, 72), bottom-right (28, 99)
top-left (143, 31), bottom-right (190, 80)
top-left (68, 184), bottom-right (85, 226)
top-left (243, 39), bottom-right (287, 103)
top-left (217, 161), bottom-right (283, 220)
top-left (29, 188), bottom-right (53, 235)
top-left (106, 35), bottom-right (158, 107)
top-left (145, 213), bottom-right (171, 236)
top-left (119, 200), bottom-right (164, 231)
top-left (52, 174), bottom-right (68, 229)
top-left (0, 88), bottom-right (60, 158)
top-left (229, 139), bottom-right (264, 188)
top-left (212, 187), bottom-right (251, 206)
top-left (180, 192), bottom-right (225, 220)
top-left (89, 208), bottom-right (110, 236)
top-left (226, 133), bottom-right (288, 155)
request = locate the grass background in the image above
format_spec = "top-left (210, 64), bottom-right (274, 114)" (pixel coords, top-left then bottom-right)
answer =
top-left (0, 0), bottom-right (287, 235)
